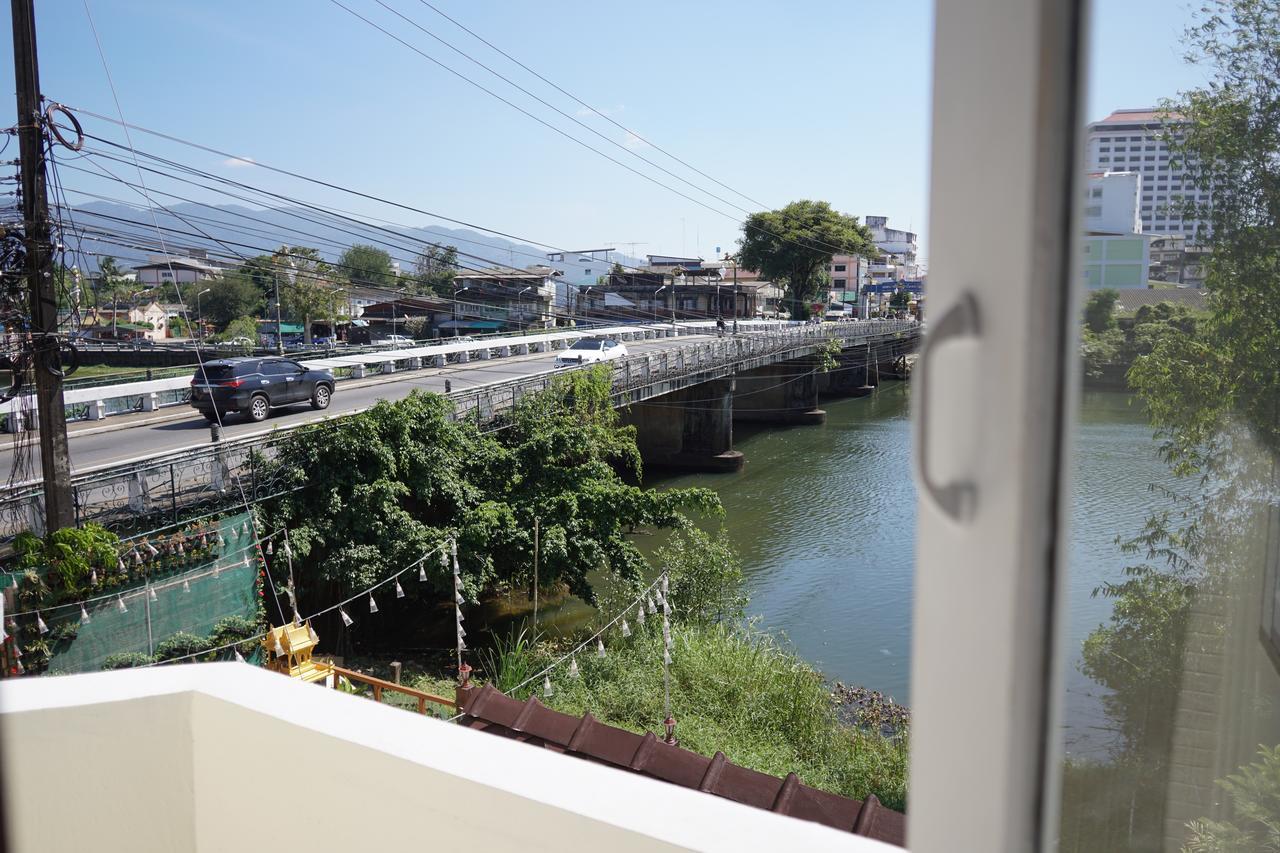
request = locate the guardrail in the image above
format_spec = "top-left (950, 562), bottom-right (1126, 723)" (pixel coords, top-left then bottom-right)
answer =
top-left (0, 320), bottom-right (918, 540)
top-left (1, 319), bottom-right (798, 431)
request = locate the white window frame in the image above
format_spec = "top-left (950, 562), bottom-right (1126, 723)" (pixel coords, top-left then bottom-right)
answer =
top-left (910, 1), bottom-right (1087, 850)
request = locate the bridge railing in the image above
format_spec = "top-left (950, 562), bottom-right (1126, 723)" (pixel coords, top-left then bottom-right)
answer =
top-left (0, 320), bottom-right (918, 540)
top-left (1, 319), bottom-right (796, 431)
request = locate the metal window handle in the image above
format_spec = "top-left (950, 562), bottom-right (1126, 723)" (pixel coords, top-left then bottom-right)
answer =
top-left (914, 293), bottom-right (981, 522)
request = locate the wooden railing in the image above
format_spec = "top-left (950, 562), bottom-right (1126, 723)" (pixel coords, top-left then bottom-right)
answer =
top-left (323, 663), bottom-right (456, 716)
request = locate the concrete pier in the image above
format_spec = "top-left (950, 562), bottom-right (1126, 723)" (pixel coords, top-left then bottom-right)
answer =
top-left (733, 360), bottom-right (826, 425)
top-left (620, 377), bottom-right (744, 472)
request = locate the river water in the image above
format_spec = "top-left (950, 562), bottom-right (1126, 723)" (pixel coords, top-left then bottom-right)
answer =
top-left (647, 382), bottom-right (1176, 758)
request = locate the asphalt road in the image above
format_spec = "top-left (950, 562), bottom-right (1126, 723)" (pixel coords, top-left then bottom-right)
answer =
top-left (0, 334), bottom-right (716, 481)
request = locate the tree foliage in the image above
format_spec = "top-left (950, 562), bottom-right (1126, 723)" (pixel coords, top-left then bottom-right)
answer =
top-left (411, 245), bottom-right (458, 295)
top-left (201, 272), bottom-right (264, 327)
top-left (737, 201), bottom-right (875, 320)
top-left (273, 245), bottom-right (344, 344)
top-left (1083, 288), bottom-right (1119, 333)
top-left (339, 244), bottom-right (394, 288)
top-left (1184, 744), bottom-right (1280, 852)
top-left (655, 527), bottom-right (747, 625)
top-left (262, 368), bottom-right (721, 639)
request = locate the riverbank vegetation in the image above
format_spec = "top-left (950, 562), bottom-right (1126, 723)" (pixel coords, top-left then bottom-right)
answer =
top-left (262, 367), bottom-right (721, 635)
top-left (1079, 289), bottom-right (1207, 387)
top-left (461, 526), bottom-right (909, 811)
top-left (1066, 2), bottom-right (1280, 848)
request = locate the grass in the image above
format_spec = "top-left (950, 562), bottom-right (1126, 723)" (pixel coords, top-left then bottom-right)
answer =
top-left (488, 620), bottom-right (909, 811)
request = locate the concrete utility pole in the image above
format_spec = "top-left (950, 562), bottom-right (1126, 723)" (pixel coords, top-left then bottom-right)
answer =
top-left (12, 0), bottom-right (74, 531)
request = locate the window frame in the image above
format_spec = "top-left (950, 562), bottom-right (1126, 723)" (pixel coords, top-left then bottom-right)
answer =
top-left (911, 1), bottom-right (1087, 850)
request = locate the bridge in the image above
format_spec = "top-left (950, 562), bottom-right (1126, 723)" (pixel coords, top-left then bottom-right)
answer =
top-left (0, 319), bottom-right (919, 540)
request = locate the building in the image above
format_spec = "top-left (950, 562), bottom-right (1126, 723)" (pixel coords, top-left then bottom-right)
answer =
top-left (81, 300), bottom-right (171, 340)
top-left (1085, 108), bottom-right (1210, 239)
top-left (546, 248), bottom-right (615, 288)
top-left (1083, 171), bottom-right (1142, 235)
top-left (449, 268), bottom-right (559, 332)
top-left (865, 216), bottom-right (919, 269)
top-left (828, 254), bottom-right (869, 299)
top-left (1148, 234), bottom-right (1209, 288)
top-left (132, 250), bottom-right (227, 287)
top-left (1081, 233), bottom-right (1150, 289)
top-left (583, 268), bottom-right (761, 323)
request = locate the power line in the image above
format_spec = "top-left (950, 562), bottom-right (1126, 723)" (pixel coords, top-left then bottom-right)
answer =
top-left (412, 0), bottom-right (769, 209)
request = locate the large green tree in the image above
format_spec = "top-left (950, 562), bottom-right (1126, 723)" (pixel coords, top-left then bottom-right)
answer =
top-left (737, 200), bottom-right (875, 320)
top-left (411, 244), bottom-right (458, 295)
top-left (273, 245), bottom-right (344, 345)
top-left (338, 243), bottom-right (394, 288)
top-left (200, 271), bottom-right (263, 327)
top-left (261, 369), bottom-right (720, 646)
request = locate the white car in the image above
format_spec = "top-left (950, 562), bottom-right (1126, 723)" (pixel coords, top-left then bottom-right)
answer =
top-left (554, 337), bottom-right (629, 368)
top-left (374, 334), bottom-right (415, 348)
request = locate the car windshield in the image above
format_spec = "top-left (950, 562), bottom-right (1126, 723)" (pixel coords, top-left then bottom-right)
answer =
top-left (568, 339), bottom-right (603, 351)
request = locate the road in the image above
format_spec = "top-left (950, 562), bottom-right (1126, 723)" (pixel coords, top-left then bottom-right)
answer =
top-left (0, 334), bottom-right (717, 481)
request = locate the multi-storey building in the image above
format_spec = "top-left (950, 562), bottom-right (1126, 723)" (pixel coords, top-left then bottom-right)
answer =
top-left (1085, 108), bottom-right (1210, 239)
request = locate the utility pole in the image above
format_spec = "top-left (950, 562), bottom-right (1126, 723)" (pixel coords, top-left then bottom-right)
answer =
top-left (12, 0), bottom-right (73, 532)
top-left (272, 270), bottom-right (283, 355)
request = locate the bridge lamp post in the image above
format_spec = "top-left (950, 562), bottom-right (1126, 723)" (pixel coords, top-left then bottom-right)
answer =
top-left (193, 288), bottom-right (210, 341)
top-left (452, 284), bottom-right (469, 337)
top-left (652, 285), bottom-right (666, 324)
top-left (577, 285), bottom-right (594, 327)
top-left (517, 285), bottom-right (534, 330)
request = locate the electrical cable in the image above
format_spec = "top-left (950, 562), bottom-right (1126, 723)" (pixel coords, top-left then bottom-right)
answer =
top-left (412, 0), bottom-right (768, 209)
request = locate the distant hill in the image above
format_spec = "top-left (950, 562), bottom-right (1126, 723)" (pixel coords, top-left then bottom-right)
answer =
top-left (59, 201), bottom-right (646, 275)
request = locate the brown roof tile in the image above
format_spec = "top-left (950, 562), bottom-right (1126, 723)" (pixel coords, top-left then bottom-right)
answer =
top-left (456, 683), bottom-right (905, 847)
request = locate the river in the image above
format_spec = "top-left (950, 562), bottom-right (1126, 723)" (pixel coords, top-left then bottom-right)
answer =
top-left (648, 382), bottom-right (1176, 758)
top-left (527, 381), bottom-right (1173, 757)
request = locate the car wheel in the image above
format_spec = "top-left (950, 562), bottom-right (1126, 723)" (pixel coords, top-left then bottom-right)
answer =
top-left (247, 394), bottom-right (270, 423)
top-left (202, 411), bottom-right (219, 423)
top-left (311, 384), bottom-right (331, 411)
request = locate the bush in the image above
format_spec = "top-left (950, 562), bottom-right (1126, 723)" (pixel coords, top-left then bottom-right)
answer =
top-left (103, 652), bottom-right (155, 670)
top-left (655, 527), bottom-right (747, 625)
top-left (154, 631), bottom-right (211, 662)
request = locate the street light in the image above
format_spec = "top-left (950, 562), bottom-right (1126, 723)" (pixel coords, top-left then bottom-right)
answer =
top-left (517, 285), bottom-right (534, 330)
top-left (194, 288), bottom-right (210, 341)
top-left (452, 284), bottom-right (470, 337)
top-left (652, 285), bottom-right (666, 324)
top-left (578, 285), bottom-right (594, 327)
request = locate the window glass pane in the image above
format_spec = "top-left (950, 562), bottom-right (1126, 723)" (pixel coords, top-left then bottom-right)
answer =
top-left (1062, 3), bottom-right (1280, 849)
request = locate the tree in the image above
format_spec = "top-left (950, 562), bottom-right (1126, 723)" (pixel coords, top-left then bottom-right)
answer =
top-left (261, 369), bottom-right (721, 643)
top-left (1083, 288), bottom-right (1118, 333)
top-left (338, 244), bottom-right (394, 288)
top-left (1138, 0), bottom-right (1280, 467)
top-left (737, 200), bottom-right (875, 320)
top-left (411, 244), bottom-right (458, 295)
top-left (889, 289), bottom-right (911, 309)
top-left (656, 527), bottom-right (746, 625)
top-left (214, 316), bottom-right (259, 349)
top-left (273, 245), bottom-right (344, 345)
top-left (201, 272), bottom-right (263, 327)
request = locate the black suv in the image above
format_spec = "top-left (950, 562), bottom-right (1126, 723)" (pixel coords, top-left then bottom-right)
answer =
top-left (190, 357), bottom-right (335, 423)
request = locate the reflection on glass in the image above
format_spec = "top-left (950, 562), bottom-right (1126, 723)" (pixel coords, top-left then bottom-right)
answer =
top-left (1064, 1), bottom-right (1280, 849)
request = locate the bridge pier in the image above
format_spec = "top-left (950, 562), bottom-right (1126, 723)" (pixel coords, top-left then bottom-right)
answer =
top-left (819, 351), bottom-right (874, 399)
top-left (620, 377), bottom-right (743, 473)
top-left (733, 359), bottom-right (826, 425)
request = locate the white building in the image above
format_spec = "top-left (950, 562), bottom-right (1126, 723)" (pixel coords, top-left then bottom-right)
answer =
top-left (132, 250), bottom-right (227, 287)
top-left (1085, 108), bottom-right (1210, 239)
top-left (1083, 171), bottom-right (1142, 235)
top-left (865, 215), bottom-right (919, 270)
top-left (546, 248), bottom-right (614, 287)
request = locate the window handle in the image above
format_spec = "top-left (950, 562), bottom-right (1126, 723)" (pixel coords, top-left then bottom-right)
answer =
top-left (914, 293), bottom-right (981, 522)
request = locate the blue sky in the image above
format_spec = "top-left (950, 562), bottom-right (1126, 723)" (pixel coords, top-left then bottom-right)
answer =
top-left (7, 0), bottom-right (1209, 267)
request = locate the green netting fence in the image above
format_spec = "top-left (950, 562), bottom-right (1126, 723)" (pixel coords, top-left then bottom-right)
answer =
top-left (38, 512), bottom-right (263, 674)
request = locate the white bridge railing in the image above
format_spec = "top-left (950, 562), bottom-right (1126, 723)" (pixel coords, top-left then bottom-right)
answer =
top-left (0, 320), bottom-right (918, 540)
top-left (1, 320), bottom-right (800, 431)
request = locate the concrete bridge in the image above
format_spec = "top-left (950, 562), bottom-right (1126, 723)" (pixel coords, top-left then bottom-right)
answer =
top-left (619, 333), bottom-right (916, 472)
top-left (0, 320), bottom-right (919, 540)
